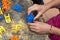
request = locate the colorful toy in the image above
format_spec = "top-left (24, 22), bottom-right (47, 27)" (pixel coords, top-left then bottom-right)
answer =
top-left (0, 8), bottom-right (3, 21)
top-left (4, 14), bottom-right (11, 23)
top-left (0, 35), bottom-right (3, 40)
top-left (11, 24), bottom-right (23, 33)
top-left (26, 13), bottom-right (34, 23)
top-left (12, 4), bottom-right (22, 12)
top-left (0, 35), bottom-right (2, 38)
top-left (2, 0), bottom-right (11, 12)
top-left (10, 36), bottom-right (18, 40)
top-left (0, 26), bottom-right (6, 35)
top-left (0, 15), bottom-right (3, 21)
top-left (0, 8), bottom-right (3, 14)
top-left (0, 2), bottom-right (2, 8)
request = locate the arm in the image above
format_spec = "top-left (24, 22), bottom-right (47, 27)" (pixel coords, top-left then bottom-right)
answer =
top-left (42, 0), bottom-right (60, 35)
top-left (44, 0), bottom-right (60, 9)
top-left (28, 0), bottom-right (60, 20)
top-left (49, 26), bottom-right (60, 35)
top-left (28, 21), bottom-right (60, 36)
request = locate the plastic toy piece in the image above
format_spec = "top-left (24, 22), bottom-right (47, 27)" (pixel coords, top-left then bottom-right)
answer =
top-left (0, 35), bottom-right (2, 39)
top-left (0, 35), bottom-right (3, 40)
top-left (2, 0), bottom-right (11, 12)
top-left (12, 4), bottom-right (22, 12)
top-left (11, 24), bottom-right (23, 33)
top-left (15, 24), bottom-right (23, 29)
top-left (4, 14), bottom-right (11, 23)
top-left (0, 2), bottom-right (2, 8)
top-left (0, 26), bottom-right (6, 35)
top-left (0, 8), bottom-right (3, 21)
top-left (0, 15), bottom-right (3, 21)
top-left (0, 8), bottom-right (3, 15)
top-left (10, 36), bottom-right (18, 40)
top-left (26, 13), bottom-right (34, 23)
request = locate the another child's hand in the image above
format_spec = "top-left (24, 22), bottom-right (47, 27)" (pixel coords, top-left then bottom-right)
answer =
top-left (28, 21), bottom-right (51, 34)
top-left (28, 4), bottom-right (49, 20)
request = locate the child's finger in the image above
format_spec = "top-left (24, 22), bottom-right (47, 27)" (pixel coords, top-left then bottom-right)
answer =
top-left (30, 28), bottom-right (37, 32)
top-left (34, 21), bottom-right (39, 23)
top-left (28, 23), bottom-right (35, 26)
top-left (28, 6), bottom-right (35, 15)
top-left (34, 13), bottom-right (41, 20)
top-left (34, 11), bottom-right (43, 20)
top-left (29, 26), bottom-right (36, 29)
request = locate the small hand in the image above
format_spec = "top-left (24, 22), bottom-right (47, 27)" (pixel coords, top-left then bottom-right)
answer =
top-left (28, 21), bottom-right (51, 34)
top-left (28, 4), bottom-right (49, 20)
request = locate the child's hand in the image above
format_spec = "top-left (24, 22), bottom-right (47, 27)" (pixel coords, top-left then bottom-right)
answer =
top-left (28, 4), bottom-right (49, 20)
top-left (28, 21), bottom-right (51, 34)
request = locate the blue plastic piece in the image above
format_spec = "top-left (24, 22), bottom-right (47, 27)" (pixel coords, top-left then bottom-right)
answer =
top-left (26, 13), bottom-right (34, 23)
top-left (0, 16), bottom-right (3, 21)
top-left (0, 2), bottom-right (2, 8)
top-left (12, 4), bottom-right (22, 12)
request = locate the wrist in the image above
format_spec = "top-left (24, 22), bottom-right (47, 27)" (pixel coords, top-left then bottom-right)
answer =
top-left (48, 25), bottom-right (55, 34)
top-left (48, 25), bottom-right (53, 34)
top-left (44, 4), bottom-right (52, 10)
top-left (45, 24), bottom-right (52, 34)
top-left (46, 25), bottom-right (53, 34)
top-left (42, 4), bottom-right (51, 14)
top-left (44, 0), bottom-right (54, 10)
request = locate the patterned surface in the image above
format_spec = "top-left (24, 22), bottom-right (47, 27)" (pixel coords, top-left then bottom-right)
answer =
top-left (0, 0), bottom-right (49, 40)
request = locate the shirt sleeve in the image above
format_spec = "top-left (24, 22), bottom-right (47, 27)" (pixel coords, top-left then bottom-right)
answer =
top-left (46, 14), bottom-right (60, 28)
